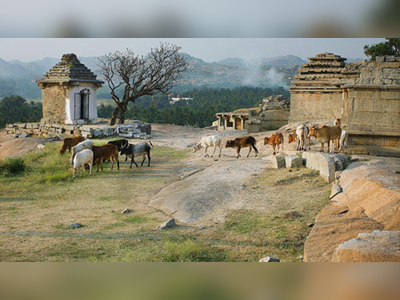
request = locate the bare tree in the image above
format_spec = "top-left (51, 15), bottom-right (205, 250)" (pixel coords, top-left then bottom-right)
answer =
top-left (98, 42), bottom-right (189, 125)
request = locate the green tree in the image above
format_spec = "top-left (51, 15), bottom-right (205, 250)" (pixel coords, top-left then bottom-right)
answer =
top-left (364, 38), bottom-right (400, 61)
top-left (0, 95), bottom-right (42, 128)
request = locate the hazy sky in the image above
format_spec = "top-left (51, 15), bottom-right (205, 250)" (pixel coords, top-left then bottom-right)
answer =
top-left (0, 38), bottom-right (385, 63)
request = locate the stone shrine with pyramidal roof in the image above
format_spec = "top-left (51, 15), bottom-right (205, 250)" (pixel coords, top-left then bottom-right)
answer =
top-left (37, 53), bottom-right (104, 125)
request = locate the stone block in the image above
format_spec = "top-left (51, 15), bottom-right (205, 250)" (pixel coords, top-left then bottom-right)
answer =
top-left (93, 129), bottom-right (103, 138)
top-left (376, 56), bottom-right (385, 63)
top-left (269, 155), bottom-right (286, 169)
top-left (285, 155), bottom-right (303, 168)
top-left (386, 56), bottom-right (396, 62)
top-left (302, 152), bottom-right (336, 182)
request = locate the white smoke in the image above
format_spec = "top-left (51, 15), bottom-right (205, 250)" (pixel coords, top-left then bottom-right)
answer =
top-left (241, 61), bottom-right (288, 88)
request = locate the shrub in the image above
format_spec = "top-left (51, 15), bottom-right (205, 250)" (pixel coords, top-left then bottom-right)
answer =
top-left (0, 158), bottom-right (26, 176)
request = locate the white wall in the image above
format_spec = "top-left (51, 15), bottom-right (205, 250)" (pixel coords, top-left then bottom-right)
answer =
top-left (65, 84), bottom-right (98, 124)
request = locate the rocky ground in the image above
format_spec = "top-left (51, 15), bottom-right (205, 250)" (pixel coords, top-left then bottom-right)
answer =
top-left (1, 123), bottom-right (399, 262)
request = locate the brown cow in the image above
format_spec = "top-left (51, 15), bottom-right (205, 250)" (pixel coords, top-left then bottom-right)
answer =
top-left (308, 125), bottom-right (342, 153)
top-left (264, 133), bottom-right (284, 155)
top-left (226, 136), bottom-right (258, 158)
top-left (60, 136), bottom-right (85, 155)
top-left (91, 144), bottom-right (120, 172)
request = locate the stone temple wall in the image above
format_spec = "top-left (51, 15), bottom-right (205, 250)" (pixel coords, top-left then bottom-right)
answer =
top-left (41, 85), bottom-right (68, 124)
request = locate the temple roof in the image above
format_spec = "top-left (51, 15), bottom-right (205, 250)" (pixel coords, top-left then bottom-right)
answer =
top-left (37, 53), bottom-right (103, 85)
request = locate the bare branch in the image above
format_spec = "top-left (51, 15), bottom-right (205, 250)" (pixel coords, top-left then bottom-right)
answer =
top-left (98, 42), bottom-right (189, 125)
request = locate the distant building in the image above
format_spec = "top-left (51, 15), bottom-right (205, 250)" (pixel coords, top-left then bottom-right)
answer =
top-left (169, 97), bottom-right (194, 104)
top-left (215, 112), bottom-right (249, 131)
top-left (37, 53), bottom-right (103, 125)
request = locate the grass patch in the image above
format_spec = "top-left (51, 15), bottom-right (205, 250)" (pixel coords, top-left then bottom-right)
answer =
top-left (122, 215), bottom-right (148, 224)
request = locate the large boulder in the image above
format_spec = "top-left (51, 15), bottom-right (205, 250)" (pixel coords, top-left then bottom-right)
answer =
top-left (332, 230), bottom-right (400, 262)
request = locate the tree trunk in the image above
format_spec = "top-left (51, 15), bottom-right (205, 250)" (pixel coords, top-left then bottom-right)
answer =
top-left (118, 103), bottom-right (129, 124)
top-left (110, 105), bottom-right (120, 126)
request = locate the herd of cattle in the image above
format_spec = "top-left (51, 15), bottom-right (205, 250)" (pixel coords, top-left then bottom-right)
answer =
top-left (192, 118), bottom-right (348, 157)
top-left (60, 137), bottom-right (153, 178)
top-left (62, 118), bottom-right (348, 178)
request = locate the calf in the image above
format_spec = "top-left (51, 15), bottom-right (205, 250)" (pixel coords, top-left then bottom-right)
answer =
top-left (60, 136), bottom-right (84, 155)
top-left (106, 139), bottom-right (129, 162)
top-left (308, 125), bottom-right (342, 153)
top-left (225, 136), bottom-right (258, 158)
top-left (193, 135), bottom-right (222, 157)
top-left (72, 149), bottom-right (93, 178)
top-left (295, 124), bottom-right (310, 151)
top-left (121, 142), bottom-right (153, 168)
top-left (264, 133), bottom-right (284, 155)
top-left (70, 140), bottom-right (94, 165)
top-left (334, 118), bottom-right (348, 153)
top-left (91, 144), bottom-right (120, 172)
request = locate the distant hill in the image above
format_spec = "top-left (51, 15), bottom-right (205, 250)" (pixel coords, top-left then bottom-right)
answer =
top-left (0, 53), bottom-right (309, 99)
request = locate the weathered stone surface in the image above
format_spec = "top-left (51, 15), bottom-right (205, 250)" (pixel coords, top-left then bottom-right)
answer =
top-left (267, 155), bottom-right (286, 169)
top-left (332, 230), bottom-right (400, 262)
top-left (304, 156), bottom-right (400, 262)
top-left (330, 183), bottom-right (342, 199)
top-left (259, 256), bottom-right (280, 262)
top-left (92, 129), bottom-right (103, 138)
top-left (302, 152), bottom-right (336, 182)
top-left (18, 133), bottom-right (28, 138)
top-left (285, 155), bottom-right (303, 168)
top-left (156, 218), bottom-right (176, 229)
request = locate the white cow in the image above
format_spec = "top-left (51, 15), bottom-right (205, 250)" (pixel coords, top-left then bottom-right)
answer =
top-left (70, 140), bottom-right (94, 165)
top-left (193, 135), bottom-right (222, 157)
top-left (334, 118), bottom-right (348, 153)
top-left (72, 149), bottom-right (93, 178)
top-left (295, 124), bottom-right (310, 151)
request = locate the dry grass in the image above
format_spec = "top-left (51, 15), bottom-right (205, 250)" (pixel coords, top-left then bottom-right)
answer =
top-left (0, 141), bottom-right (330, 262)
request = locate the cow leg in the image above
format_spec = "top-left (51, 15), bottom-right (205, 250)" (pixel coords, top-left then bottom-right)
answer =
top-left (320, 142), bottom-right (324, 152)
top-left (211, 145), bottom-right (217, 157)
top-left (247, 146), bottom-right (252, 157)
top-left (68, 146), bottom-right (71, 153)
top-left (125, 156), bottom-right (128, 161)
top-left (130, 156), bottom-right (134, 169)
top-left (110, 156), bottom-right (114, 170)
top-left (236, 147), bottom-right (241, 158)
top-left (133, 158), bottom-right (139, 168)
top-left (272, 144), bottom-right (276, 155)
top-left (141, 155), bottom-right (146, 167)
top-left (218, 144), bottom-right (222, 157)
top-left (204, 146), bottom-right (209, 157)
top-left (98, 160), bottom-right (104, 172)
top-left (89, 160), bottom-right (92, 176)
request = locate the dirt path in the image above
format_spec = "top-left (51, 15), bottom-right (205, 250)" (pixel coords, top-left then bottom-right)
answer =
top-left (146, 124), bottom-right (299, 224)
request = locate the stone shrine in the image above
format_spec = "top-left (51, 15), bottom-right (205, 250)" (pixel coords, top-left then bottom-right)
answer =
top-left (37, 53), bottom-right (104, 125)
